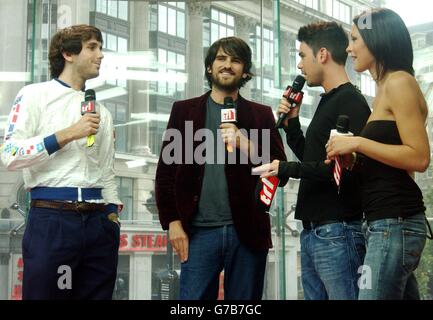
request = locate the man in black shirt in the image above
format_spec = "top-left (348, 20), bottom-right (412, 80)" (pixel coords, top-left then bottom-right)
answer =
top-left (261, 22), bottom-right (370, 299)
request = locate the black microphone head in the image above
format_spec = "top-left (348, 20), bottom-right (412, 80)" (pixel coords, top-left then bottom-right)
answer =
top-left (336, 115), bottom-right (350, 133)
top-left (85, 89), bottom-right (96, 101)
top-left (224, 96), bottom-right (234, 108)
top-left (292, 75), bottom-right (306, 92)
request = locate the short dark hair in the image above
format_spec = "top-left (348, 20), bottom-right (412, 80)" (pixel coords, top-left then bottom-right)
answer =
top-left (297, 21), bottom-right (348, 65)
top-left (204, 37), bottom-right (253, 88)
top-left (353, 8), bottom-right (414, 81)
top-left (49, 24), bottom-right (103, 78)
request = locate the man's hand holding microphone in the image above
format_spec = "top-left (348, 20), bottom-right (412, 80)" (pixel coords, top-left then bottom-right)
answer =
top-left (55, 89), bottom-right (100, 148)
top-left (275, 75), bottom-right (306, 129)
top-left (220, 96), bottom-right (254, 157)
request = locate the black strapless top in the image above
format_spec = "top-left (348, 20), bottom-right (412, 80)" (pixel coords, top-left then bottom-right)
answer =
top-left (358, 121), bottom-right (425, 220)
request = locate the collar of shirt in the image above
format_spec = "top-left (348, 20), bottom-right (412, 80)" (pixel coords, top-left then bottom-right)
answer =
top-left (54, 78), bottom-right (86, 92)
top-left (320, 82), bottom-right (353, 98)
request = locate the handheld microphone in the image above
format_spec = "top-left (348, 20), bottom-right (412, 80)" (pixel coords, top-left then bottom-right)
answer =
top-left (275, 75), bottom-right (306, 128)
top-left (330, 115), bottom-right (352, 192)
top-left (81, 89), bottom-right (97, 147)
top-left (254, 175), bottom-right (280, 214)
top-left (221, 97), bottom-right (237, 153)
top-left (335, 115), bottom-right (350, 134)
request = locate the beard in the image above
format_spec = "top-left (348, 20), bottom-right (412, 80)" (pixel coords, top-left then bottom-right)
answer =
top-left (211, 71), bottom-right (242, 92)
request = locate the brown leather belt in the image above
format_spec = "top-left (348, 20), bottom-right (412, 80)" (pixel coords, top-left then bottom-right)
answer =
top-left (30, 200), bottom-right (106, 213)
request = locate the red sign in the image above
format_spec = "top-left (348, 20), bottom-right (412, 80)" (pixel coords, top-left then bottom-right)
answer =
top-left (10, 255), bottom-right (23, 300)
top-left (119, 232), bottom-right (168, 252)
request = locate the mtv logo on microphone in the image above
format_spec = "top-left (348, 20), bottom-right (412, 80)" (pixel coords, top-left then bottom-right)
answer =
top-left (81, 101), bottom-right (96, 115)
top-left (221, 109), bottom-right (236, 123)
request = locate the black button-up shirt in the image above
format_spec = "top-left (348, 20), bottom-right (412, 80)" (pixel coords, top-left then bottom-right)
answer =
top-left (282, 83), bottom-right (371, 222)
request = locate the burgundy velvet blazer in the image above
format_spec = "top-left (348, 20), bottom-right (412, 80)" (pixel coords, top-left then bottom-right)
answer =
top-left (155, 91), bottom-right (287, 251)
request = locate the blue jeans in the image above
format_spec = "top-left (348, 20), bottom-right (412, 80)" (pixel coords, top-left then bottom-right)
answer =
top-left (358, 214), bottom-right (427, 300)
top-left (180, 224), bottom-right (268, 300)
top-left (300, 221), bottom-right (366, 300)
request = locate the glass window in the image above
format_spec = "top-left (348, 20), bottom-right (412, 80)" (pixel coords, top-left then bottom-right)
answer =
top-left (207, 7), bottom-right (235, 47)
top-left (330, 0), bottom-right (351, 24)
top-left (118, 1), bottom-right (128, 20)
top-left (227, 15), bottom-right (234, 27)
top-left (219, 25), bottom-right (227, 38)
top-left (107, 33), bottom-right (117, 51)
top-left (97, 0), bottom-right (107, 14)
top-left (158, 4), bottom-right (167, 33)
top-left (177, 11), bottom-right (185, 38)
top-left (167, 51), bottom-right (176, 65)
top-left (116, 177), bottom-right (133, 221)
top-left (296, 0), bottom-right (319, 10)
top-left (168, 8), bottom-right (177, 36)
top-left (211, 8), bottom-right (218, 21)
top-left (253, 25), bottom-right (274, 66)
top-left (107, 0), bottom-right (118, 17)
top-left (211, 23), bottom-right (218, 44)
top-left (219, 12), bottom-right (227, 25)
top-left (177, 53), bottom-right (185, 70)
top-left (118, 37), bottom-right (128, 53)
top-left (157, 2), bottom-right (185, 38)
top-left (158, 48), bottom-right (167, 65)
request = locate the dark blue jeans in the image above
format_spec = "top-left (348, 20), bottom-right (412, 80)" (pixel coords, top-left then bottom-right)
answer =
top-left (180, 224), bottom-right (268, 300)
top-left (359, 214), bottom-right (427, 300)
top-left (300, 221), bottom-right (366, 300)
top-left (22, 207), bottom-right (120, 300)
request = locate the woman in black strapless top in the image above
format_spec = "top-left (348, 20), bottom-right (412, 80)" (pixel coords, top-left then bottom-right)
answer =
top-left (326, 8), bottom-right (431, 300)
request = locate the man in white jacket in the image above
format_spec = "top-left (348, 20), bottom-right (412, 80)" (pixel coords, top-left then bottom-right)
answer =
top-left (1, 24), bottom-right (122, 300)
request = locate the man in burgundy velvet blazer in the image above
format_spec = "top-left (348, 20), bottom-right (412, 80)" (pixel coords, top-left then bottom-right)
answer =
top-left (155, 37), bottom-right (287, 300)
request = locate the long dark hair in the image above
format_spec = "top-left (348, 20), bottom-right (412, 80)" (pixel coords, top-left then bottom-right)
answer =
top-left (353, 8), bottom-right (414, 81)
top-left (204, 37), bottom-right (253, 88)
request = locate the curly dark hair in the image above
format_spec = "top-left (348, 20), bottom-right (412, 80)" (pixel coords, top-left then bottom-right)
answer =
top-left (204, 37), bottom-right (253, 88)
top-left (297, 21), bottom-right (348, 66)
top-left (49, 24), bottom-right (103, 78)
